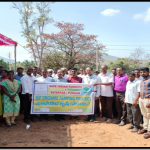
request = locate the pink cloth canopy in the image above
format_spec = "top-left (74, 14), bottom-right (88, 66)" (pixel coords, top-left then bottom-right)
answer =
top-left (0, 33), bottom-right (17, 73)
top-left (0, 33), bottom-right (17, 46)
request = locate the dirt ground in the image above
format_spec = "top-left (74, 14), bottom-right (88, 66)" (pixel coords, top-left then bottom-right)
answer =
top-left (0, 114), bottom-right (149, 147)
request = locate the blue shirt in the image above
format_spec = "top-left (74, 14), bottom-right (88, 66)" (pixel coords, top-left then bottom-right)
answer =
top-left (14, 74), bottom-right (24, 81)
top-left (54, 77), bottom-right (67, 83)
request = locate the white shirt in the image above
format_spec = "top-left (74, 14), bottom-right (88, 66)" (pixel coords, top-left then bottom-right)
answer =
top-left (32, 73), bottom-right (41, 78)
top-left (98, 72), bottom-right (114, 97)
top-left (82, 74), bottom-right (101, 97)
top-left (78, 74), bottom-right (86, 79)
top-left (125, 79), bottom-right (141, 104)
top-left (136, 77), bottom-right (143, 81)
top-left (21, 74), bottom-right (36, 94)
top-left (140, 76), bottom-right (143, 80)
top-left (36, 76), bottom-right (55, 82)
top-left (52, 73), bottom-right (58, 78)
top-left (63, 74), bottom-right (68, 79)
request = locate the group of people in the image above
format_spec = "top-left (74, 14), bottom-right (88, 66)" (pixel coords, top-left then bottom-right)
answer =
top-left (0, 65), bottom-right (150, 139)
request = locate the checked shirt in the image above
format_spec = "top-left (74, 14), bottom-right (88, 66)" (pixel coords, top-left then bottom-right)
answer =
top-left (140, 75), bottom-right (150, 98)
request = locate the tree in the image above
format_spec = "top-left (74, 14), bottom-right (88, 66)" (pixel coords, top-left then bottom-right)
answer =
top-left (42, 21), bottom-right (106, 68)
top-left (108, 47), bottom-right (146, 73)
top-left (0, 59), bottom-right (9, 70)
top-left (108, 58), bottom-right (135, 73)
top-left (129, 47), bottom-right (144, 69)
top-left (41, 50), bottom-right (66, 69)
top-left (12, 2), bottom-right (54, 67)
top-left (11, 60), bottom-right (35, 72)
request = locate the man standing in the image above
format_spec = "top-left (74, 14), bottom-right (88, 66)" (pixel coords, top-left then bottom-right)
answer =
top-left (47, 69), bottom-right (53, 78)
top-left (54, 69), bottom-right (67, 83)
top-left (111, 68), bottom-right (116, 76)
top-left (82, 67), bottom-right (101, 122)
top-left (124, 72), bottom-right (141, 132)
top-left (114, 67), bottom-right (128, 126)
top-left (32, 66), bottom-right (41, 78)
top-left (111, 68), bottom-right (118, 118)
top-left (94, 65), bottom-right (114, 123)
top-left (67, 68), bottom-right (72, 77)
top-left (36, 69), bottom-right (55, 83)
top-left (67, 68), bottom-right (82, 120)
top-left (36, 69), bottom-right (55, 121)
top-left (134, 68), bottom-right (144, 125)
top-left (78, 68), bottom-right (86, 78)
top-left (94, 71), bottom-right (99, 76)
top-left (37, 67), bottom-right (42, 76)
top-left (14, 67), bottom-right (24, 81)
top-left (14, 67), bottom-right (24, 114)
top-left (21, 67), bottom-right (36, 123)
top-left (63, 68), bottom-right (68, 78)
top-left (134, 69), bottom-right (143, 80)
top-left (52, 67), bottom-right (58, 78)
top-left (54, 69), bottom-right (67, 121)
top-left (137, 67), bottom-right (150, 139)
top-left (61, 68), bottom-right (68, 79)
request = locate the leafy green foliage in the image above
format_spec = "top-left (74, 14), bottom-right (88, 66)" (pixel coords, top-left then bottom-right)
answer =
top-left (0, 59), bottom-right (9, 70)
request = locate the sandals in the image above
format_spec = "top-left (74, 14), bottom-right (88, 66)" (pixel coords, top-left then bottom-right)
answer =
top-left (11, 122), bottom-right (19, 126)
top-left (6, 123), bottom-right (12, 127)
top-left (137, 129), bottom-right (147, 134)
top-left (144, 132), bottom-right (150, 139)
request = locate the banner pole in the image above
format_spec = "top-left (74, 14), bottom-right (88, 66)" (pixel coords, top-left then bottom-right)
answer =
top-left (14, 44), bottom-right (16, 73)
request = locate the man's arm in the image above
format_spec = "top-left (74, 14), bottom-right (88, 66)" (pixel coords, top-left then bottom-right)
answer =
top-left (22, 77), bottom-right (29, 94)
top-left (21, 77), bottom-right (32, 101)
top-left (79, 77), bottom-right (82, 83)
top-left (94, 82), bottom-right (113, 86)
top-left (94, 74), bottom-right (114, 86)
top-left (133, 81), bottom-right (140, 106)
top-left (133, 93), bottom-right (140, 106)
top-left (95, 77), bottom-right (101, 99)
top-left (67, 77), bottom-right (70, 82)
top-left (82, 78), bottom-right (84, 83)
top-left (124, 82), bottom-right (128, 104)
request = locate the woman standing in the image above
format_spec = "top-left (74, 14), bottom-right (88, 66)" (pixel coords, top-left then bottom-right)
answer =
top-left (0, 71), bottom-right (21, 127)
top-left (0, 69), bottom-right (8, 126)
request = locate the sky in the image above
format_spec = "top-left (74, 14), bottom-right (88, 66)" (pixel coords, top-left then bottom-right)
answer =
top-left (1, 2), bottom-right (150, 62)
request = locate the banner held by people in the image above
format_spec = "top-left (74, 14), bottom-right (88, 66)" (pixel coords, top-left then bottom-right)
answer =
top-left (31, 82), bottom-right (95, 115)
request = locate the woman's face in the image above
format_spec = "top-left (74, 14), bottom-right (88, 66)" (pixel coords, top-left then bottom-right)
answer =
top-left (1, 71), bottom-right (7, 78)
top-left (8, 72), bottom-right (14, 80)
